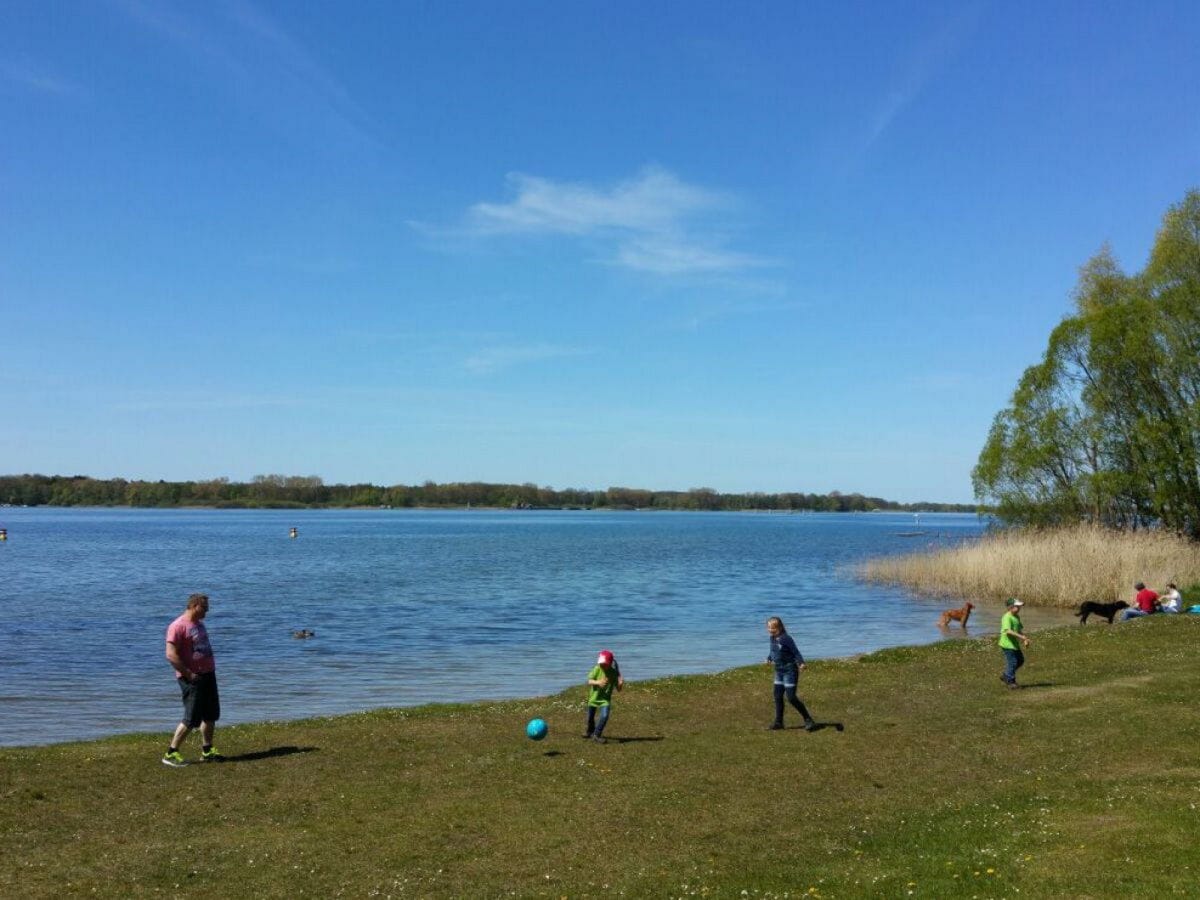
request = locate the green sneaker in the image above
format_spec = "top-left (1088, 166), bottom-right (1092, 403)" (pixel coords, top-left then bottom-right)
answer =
top-left (161, 750), bottom-right (187, 768)
top-left (201, 747), bottom-right (225, 762)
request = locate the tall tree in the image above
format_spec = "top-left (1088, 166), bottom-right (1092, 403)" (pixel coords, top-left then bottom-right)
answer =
top-left (975, 190), bottom-right (1200, 537)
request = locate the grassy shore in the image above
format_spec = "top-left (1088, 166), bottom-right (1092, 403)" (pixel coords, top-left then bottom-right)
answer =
top-left (860, 525), bottom-right (1200, 607)
top-left (4, 617), bottom-right (1200, 898)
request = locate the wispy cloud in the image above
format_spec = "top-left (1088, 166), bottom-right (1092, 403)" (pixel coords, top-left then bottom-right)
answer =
top-left (858, 4), bottom-right (984, 156)
top-left (468, 168), bottom-right (720, 236)
top-left (449, 166), bottom-right (768, 276)
top-left (615, 236), bottom-right (763, 275)
top-left (0, 59), bottom-right (81, 96)
top-left (112, 0), bottom-right (377, 149)
top-left (464, 343), bottom-right (589, 375)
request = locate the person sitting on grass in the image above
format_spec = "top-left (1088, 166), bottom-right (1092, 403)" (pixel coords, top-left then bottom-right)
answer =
top-left (1120, 582), bottom-right (1160, 620)
top-left (585, 650), bottom-right (623, 744)
top-left (1159, 582), bottom-right (1183, 614)
top-left (999, 598), bottom-right (1031, 689)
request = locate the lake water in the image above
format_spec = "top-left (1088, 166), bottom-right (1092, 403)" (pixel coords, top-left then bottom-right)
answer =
top-left (0, 508), bottom-right (1075, 746)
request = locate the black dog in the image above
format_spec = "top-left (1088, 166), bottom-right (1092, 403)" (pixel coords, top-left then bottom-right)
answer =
top-left (1075, 600), bottom-right (1130, 624)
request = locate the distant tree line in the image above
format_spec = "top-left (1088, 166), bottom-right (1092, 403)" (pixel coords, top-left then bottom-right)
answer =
top-left (973, 189), bottom-right (1200, 539)
top-left (0, 474), bottom-right (976, 513)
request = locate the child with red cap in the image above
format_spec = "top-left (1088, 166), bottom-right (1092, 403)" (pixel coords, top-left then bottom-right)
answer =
top-left (584, 649), bottom-right (624, 743)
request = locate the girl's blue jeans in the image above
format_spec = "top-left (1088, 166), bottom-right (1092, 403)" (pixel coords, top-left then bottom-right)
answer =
top-left (773, 681), bottom-right (811, 724)
top-left (1002, 647), bottom-right (1025, 684)
top-left (586, 704), bottom-right (610, 737)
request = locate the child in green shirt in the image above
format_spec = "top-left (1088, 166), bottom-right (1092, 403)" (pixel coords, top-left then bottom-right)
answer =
top-left (585, 650), bottom-right (624, 744)
top-left (999, 597), bottom-right (1031, 689)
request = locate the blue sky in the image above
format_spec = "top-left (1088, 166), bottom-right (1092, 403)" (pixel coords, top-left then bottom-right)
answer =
top-left (1, 1), bottom-right (1197, 502)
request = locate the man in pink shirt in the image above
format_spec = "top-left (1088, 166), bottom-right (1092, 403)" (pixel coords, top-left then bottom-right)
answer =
top-left (162, 593), bottom-right (223, 767)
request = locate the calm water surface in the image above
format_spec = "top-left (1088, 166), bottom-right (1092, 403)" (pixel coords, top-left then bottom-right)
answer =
top-left (0, 508), bottom-right (1074, 746)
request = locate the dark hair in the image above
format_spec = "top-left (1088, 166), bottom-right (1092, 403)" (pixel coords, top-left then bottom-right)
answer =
top-left (186, 593), bottom-right (209, 611)
top-left (1134, 582), bottom-right (1145, 591)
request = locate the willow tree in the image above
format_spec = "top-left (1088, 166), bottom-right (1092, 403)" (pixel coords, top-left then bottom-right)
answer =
top-left (974, 190), bottom-right (1200, 539)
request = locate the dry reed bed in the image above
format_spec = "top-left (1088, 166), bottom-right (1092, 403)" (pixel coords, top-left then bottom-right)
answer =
top-left (860, 525), bottom-right (1200, 607)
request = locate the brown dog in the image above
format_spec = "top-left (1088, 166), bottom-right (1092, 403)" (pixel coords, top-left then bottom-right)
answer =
top-left (937, 602), bottom-right (974, 628)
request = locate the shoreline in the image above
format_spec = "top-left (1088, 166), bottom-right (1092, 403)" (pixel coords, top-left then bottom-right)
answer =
top-left (1, 509), bottom-right (1061, 749)
top-left (2, 606), bottom-right (1082, 750)
top-left (1, 503), bottom-right (983, 513)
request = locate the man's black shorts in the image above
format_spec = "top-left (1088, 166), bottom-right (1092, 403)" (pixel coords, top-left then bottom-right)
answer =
top-left (178, 672), bottom-right (220, 727)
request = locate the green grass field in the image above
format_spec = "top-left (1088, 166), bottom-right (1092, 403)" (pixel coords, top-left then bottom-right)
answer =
top-left (4, 617), bottom-right (1200, 898)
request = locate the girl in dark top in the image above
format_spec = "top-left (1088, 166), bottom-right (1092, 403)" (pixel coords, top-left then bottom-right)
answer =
top-left (766, 616), bottom-right (816, 731)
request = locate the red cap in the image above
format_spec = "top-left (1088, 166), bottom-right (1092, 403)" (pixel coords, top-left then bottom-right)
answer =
top-left (597, 650), bottom-right (614, 666)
